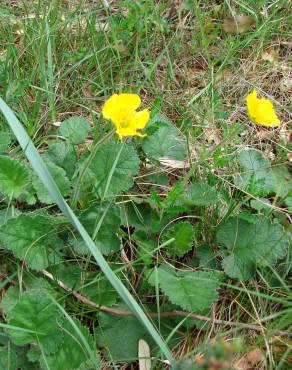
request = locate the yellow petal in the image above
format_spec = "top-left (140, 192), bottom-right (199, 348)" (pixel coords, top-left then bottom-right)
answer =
top-left (116, 126), bottom-right (147, 141)
top-left (116, 93), bottom-right (141, 111)
top-left (246, 89), bottom-right (258, 119)
top-left (102, 94), bottom-right (119, 119)
top-left (131, 109), bottom-right (150, 129)
top-left (246, 89), bottom-right (280, 127)
top-left (102, 93), bottom-right (141, 120)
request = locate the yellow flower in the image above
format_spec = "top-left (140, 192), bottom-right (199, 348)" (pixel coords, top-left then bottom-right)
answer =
top-left (102, 93), bottom-right (150, 140)
top-left (246, 89), bottom-right (280, 127)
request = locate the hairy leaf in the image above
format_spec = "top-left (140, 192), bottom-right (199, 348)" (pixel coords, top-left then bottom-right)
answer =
top-left (272, 165), bottom-right (292, 198)
top-left (0, 213), bottom-right (61, 270)
top-left (82, 277), bottom-right (119, 306)
top-left (0, 131), bottom-right (11, 151)
top-left (120, 202), bottom-right (158, 234)
top-left (59, 116), bottom-right (90, 144)
top-left (8, 290), bottom-right (63, 353)
top-left (142, 126), bottom-right (187, 161)
top-left (97, 308), bottom-right (182, 362)
top-left (0, 346), bottom-right (17, 370)
top-left (42, 318), bottom-right (96, 370)
top-left (42, 141), bottom-right (77, 178)
top-left (217, 216), bottom-right (289, 280)
top-left (0, 208), bottom-right (20, 227)
top-left (79, 202), bottom-right (121, 255)
top-left (32, 161), bottom-right (71, 204)
top-left (197, 246), bottom-right (219, 270)
top-left (234, 149), bottom-right (276, 196)
top-left (164, 222), bottom-right (194, 257)
top-left (50, 264), bottom-right (118, 306)
top-left (181, 183), bottom-right (218, 206)
top-left (145, 112), bottom-right (172, 135)
top-left (0, 286), bottom-right (20, 320)
top-left (0, 156), bottom-right (30, 197)
top-left (97, 311), bottom-right (148, 362)
top-left (87, 141), bottom-right (140, 198)
top-left (148, 265), bottom-right (222, 312)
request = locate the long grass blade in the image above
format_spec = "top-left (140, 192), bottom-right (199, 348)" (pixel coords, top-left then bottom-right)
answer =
top-left (0, 97), bottom-right (175, 366)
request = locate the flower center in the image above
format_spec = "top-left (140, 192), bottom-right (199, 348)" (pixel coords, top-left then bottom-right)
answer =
top-left (117, 111), bottom-right (133, 128)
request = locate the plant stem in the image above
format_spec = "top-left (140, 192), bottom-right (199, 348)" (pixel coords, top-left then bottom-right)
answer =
top-left (41, 269), bottom-right (291, 337)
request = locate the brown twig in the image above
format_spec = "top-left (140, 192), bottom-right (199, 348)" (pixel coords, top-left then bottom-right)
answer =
top-left (41, 270), bottom-right (291, 337)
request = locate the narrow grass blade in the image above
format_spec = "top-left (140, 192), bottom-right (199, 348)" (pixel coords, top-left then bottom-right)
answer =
top-left (0, 98), bottom-right (175, 366)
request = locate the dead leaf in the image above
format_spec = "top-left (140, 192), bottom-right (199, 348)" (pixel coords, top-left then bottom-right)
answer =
top-left (159, 158), bottom-right (189, 169)
top-left (234, 348), bottom-right (265, 370)
top-left (52, 121), bottom-right (62, 127)
top-left (95, 21), bottom-right (109, 32)
top-left (213, 4), bottom-right (222, 15)
top-left (270, 337), bottom-right (292, 362)
top-left (204, 126), bottom-right (221, 144)
top-left (138, 339), bottom-right (151, 370)
top-left (279, 123), bottom-right (291, 144)
top-left (262, 49), bottom-right (278, 63)
top-left (215, 68), bottom-right (232, 82)
top-left (0, 49), bottom-right (7, 61)
top-left (223, 14), bottom-right (256, 34)
top-left (280, 76), bottom-right (292, 92)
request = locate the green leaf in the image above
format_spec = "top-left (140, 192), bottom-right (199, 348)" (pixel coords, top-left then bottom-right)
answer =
top-left (238, 148), bottom-right (270, 169)
top-left (0, 346), bottom-right (17, 370)
top-left (32, 161), bottom-right (71, 204)
top-left (8, 290), bottom-right (63, 353)
top-left (234, 149), bottom-right (276, 196)
top-left (50, 265), bottom-right (118, 306)
top-left (43, 141), bottom-right (77, 178)
top-left (250, 198), bottom-right (271, 211)
top-left (285, 195), bottom-right (292, 211)
top-left (97, 311), bottom-right (148, 362)
top-left (148, 265), bottom-right (222, 312)
top-left (216, 217), bottom-right (289, 280)
top-left (145, 112), bottom-right (172, 135)
top-left (79, 202), bottom-right (121, 255)
top-left (0, 131), bottom-right (11, 151)
top-left (0, 286), bottom-right (20, 320)
top-left (0, 207), bottom-right (20, 227)
top-left (97, 308), bottom-right (183, 362)
top-left (133, 230), bottom-right (157, 265)
top-left (162, 181), bottom-right (184, 208)
top-left (0, 156), bottom-right (30, 197)
top-left (272, 165), bottom-right (292, 198)
top-left (181, 183), bottom-right (218, 206)
top-left (86, 141), bottom-right (140, 198)
top-left (59, 116), bottom-right (90, 144)
top-left (82, 277), bottom-right (118, 307)
top-left (42, 318), bottom-right (96, 370)
top-left (197, 246), bottom-right (219, 269)
top-left (120, 201), bottom-right (157, 234)
top-left (12, 345), bottom-right (39, 370)
top-left (0, 213), bottom-right (61, 270)
top-left (26, 346), bottom-right (41, 362)
top-left (142, 126), bottom-right (187, 161)
top-left (164, 222), bottom-right (194, 257)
